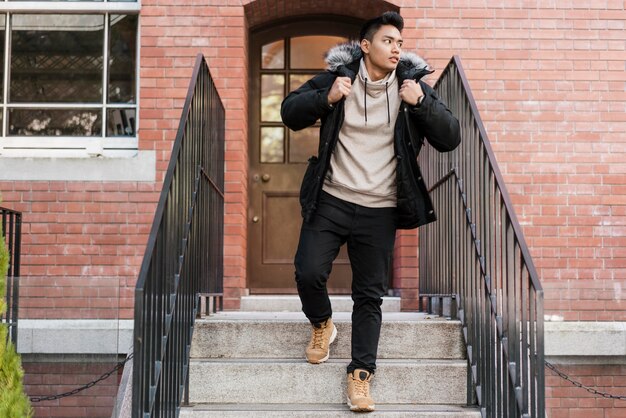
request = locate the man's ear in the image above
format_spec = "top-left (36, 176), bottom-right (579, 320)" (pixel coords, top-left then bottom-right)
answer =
top-left (360, 38), bottom-right (370, 55)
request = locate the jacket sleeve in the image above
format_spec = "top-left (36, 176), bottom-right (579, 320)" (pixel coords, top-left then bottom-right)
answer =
top-left (409, 81), bottom-right (461, 152)
top-left (281, 72), bottom-right (336, 131)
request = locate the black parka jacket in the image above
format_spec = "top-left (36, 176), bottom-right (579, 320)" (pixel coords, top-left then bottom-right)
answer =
top-left (280, 42), bottom-right (461, 229)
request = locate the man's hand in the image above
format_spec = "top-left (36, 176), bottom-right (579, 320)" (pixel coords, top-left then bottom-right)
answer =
top-left (399, 79), bottom-right (424, 106)
top-left (327, 77), bottom-right (352, 105)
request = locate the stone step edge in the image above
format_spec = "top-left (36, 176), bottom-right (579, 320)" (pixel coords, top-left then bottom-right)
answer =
top-left (190, 358), bottom-right (467, 365)
top-left (188, 358), bottom-right (468, 405)
top-left (240, 295), bottom-right (402, 313)
top-left (195, 311), bottom-right (456, 322)
top-left (182, 403), bottom-right (480, 413)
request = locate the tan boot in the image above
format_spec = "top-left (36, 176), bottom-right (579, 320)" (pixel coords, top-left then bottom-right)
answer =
top-left (305, 318), bottom-right (337, 364)
top-left (347, 369), bottom-right (375, 412)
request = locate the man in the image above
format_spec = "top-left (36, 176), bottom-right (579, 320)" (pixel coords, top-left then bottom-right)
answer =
top-left (281, 11), bottom-right (461, 412)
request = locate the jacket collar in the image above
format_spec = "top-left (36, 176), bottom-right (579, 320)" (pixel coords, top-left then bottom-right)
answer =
top-left (324, 41), bottom-right (434, 82)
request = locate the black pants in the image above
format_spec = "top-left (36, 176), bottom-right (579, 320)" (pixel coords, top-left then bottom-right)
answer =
top-left (294, 191), bottom-right (397, 374)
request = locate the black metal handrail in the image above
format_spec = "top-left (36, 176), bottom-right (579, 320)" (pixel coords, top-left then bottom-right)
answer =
top-left (419, 56), bottom-right (545, 418)
top-left (132, 54), bottom-right (225, 418)
top-left (1, 206), bottom-right (22, 347)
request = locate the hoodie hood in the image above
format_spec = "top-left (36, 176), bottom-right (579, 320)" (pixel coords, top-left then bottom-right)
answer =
top-left (358, 59), bottom-right (396, 98)
top-left (324, 41), bottom-right (433, 81)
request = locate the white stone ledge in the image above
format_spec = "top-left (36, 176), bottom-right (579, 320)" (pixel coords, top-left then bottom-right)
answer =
top-left (0, 151), bottom-right (155, 182)
top-left (14, 319), bottom-right (626, 362)
top-left (544, 321), bottom-right (626, 360)
top-left (17, 319), bottom-right (133, 354)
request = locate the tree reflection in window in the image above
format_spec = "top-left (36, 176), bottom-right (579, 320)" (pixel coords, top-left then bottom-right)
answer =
top-left (261, 75), bottom-right (283, 122)
top-left (261, 127), bottom-right (284, 163)
top-left (9, 109), bottom-right (101, 136)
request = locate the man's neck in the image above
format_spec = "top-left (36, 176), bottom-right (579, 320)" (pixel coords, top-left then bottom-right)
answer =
top-left (363, 58), bottom-right (389, 82)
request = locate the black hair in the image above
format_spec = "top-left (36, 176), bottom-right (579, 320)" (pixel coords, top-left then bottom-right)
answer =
top-left (359, 11), bottom-right (404, 42)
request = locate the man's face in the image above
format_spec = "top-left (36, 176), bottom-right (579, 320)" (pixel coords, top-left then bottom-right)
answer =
top-left (361, 25), bottom-right (403, 75)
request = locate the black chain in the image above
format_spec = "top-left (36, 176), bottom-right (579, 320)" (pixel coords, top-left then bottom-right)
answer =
top-left (30, 353), bottom-right (133, 403)
top-left (27, 354), bottom-right (625, 402)
top-left (546, 360), bottom-right (626, 400)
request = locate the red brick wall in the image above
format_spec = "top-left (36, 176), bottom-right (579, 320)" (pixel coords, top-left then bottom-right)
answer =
top-left (546, 363), bottom-right (626, 417)
top-left (0, 182), bottom-right (155, 319)
top-left (394, 231), bottom-right (419, 310)
top-left (23, 359), bottom-right (122, 418)
top-left (141, 1), bottom-right (250, 310)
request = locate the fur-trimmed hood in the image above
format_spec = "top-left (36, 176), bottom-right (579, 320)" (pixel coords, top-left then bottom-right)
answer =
top-left (324, 41), bottom-right (433, 81)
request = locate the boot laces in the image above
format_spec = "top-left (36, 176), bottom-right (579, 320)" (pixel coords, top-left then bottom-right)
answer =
top-left (353, 376), bottom-right (370, 398)
top-left (312, 325), bottom-right (325, 349)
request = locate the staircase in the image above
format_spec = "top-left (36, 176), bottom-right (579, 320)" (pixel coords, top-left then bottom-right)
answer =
top-left (180, 296), bottom-right (481, 417)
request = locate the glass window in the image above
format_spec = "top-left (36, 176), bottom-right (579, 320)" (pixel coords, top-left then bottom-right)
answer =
top-left (9, 108), bottom-right (101, 136)
top-left (0, 10), bottom-right (138, 155)
top-left (289, 74), bottom-right (314, 92)
top-left (261, 40), bottom-right (284, 69)
top-left (0, 15), bottom-right (5, 101)
top-left (261, 74), bottom-right (283, 122)
top-left (11, 14), bottom-right (104, 103)
top-left (107, 108), bottom-right (135, 136)
top-left (259, 35), bottom-right (347, 165)
top-left (290, 36), bottom-right (346, 69)
top-left (261, 127), bottom-right (284, 163)
top-left (109, 14), bottom-right (137, 103)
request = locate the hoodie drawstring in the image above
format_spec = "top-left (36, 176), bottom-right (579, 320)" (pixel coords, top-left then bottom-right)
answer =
top-left (364, 77), bottom-right (368, 124)
top-left (362, 75), bottom-right (392, 126)
top-left (385, 81), bottom-right (390, 125)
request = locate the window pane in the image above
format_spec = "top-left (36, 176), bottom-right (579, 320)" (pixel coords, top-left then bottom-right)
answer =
top-left (261, 127), bottom-right (283, 163)
top-left (290, 127), bottom-right (319, 163)
top-left (290, 36), bottom-right (347, 69)
top-left (107, 108), bottom-right (135, 136)
top-left (11, 14), bottom-right (104, 103)
top-left (261, 40), bottom-right (284, 69)
top-left (0, 15), bottom-right (5, 101)
top-left (9, 108), bottom-right (102, 136)
top-left (289, 74), bottom-right (315, 92)
top-left (261, 74), bottom-right (284, 122)
top-left (109, 15), bottom-right (137, 103)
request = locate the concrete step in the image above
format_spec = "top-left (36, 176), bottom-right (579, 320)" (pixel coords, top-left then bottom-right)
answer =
top-left (240, 295), bottom-right (401, 312)
top-left (187, 358), bottom-right (468, 405)
top-left (191, 311), bottom-right (465, 360)
top-left (191, 312), bottom-right (465, 359)
top-left (180, 403), bottom-right (482, 417)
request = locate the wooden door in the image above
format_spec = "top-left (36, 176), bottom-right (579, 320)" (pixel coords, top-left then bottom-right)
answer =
top-left (248, 20), bottom-right (360, 293)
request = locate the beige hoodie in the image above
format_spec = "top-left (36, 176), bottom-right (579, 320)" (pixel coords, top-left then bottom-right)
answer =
top-left (323, 59), bottom-right (401, 208)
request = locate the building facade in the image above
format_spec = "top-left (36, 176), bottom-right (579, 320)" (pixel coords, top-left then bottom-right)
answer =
top-left (0, 0), bottom-right (625, 416)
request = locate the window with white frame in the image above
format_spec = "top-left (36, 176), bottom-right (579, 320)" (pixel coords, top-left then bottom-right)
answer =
top-left (0, 1), bottom-right (139, 158)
